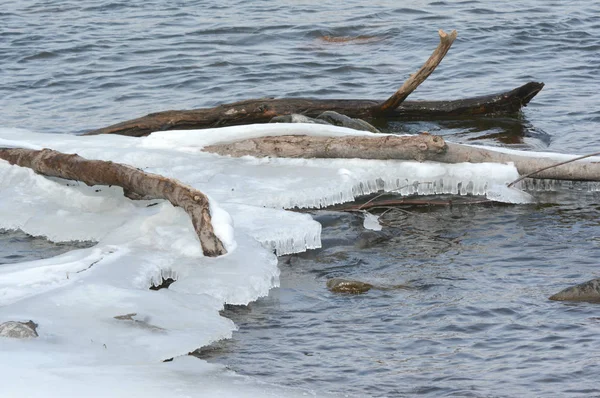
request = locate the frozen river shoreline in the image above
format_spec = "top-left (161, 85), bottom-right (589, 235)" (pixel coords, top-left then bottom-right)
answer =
top-left (3, 0), bottom-right (600, 396)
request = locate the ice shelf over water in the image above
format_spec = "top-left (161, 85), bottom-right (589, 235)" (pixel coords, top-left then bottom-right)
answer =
top-left (0, 124), bottom-right (573, 397)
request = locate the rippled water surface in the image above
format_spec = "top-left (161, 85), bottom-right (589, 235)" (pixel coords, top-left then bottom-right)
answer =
top-left (2, 1), bottom-right (600, 396)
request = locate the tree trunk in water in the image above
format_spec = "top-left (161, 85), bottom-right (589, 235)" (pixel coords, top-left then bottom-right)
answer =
top-left (82, 29), bottom-right (543, 137)
top-left (0, 148), bottom-right (226, 257)
top-left (84, 82), bottom-right (543, 137)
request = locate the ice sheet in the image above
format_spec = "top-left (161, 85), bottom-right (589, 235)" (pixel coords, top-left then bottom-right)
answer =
top-left (0, 124), bottom-right (558, 396)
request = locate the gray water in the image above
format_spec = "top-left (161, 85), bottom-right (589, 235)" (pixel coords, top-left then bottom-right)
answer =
top-left (2, 1), bottom-right (600, 396)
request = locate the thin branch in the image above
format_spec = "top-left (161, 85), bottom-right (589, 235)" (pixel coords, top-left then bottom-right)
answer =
top-left (336, 197), bottom-right (493, 212)
top-left (507, 151), bottom-right (600, 188)
top-left (377, 29), bottom-right (458, 112)
top-left (357, 184), bottom-right (410, 210)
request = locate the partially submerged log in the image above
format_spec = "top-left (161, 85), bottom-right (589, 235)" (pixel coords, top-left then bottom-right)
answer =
top-left (85, 82), bottom-right (543, 137)
top-left (84, 29), bottom-right (544, 137)
top-left (202, 134), bottom-right (600, 183)
top-left (0, 148), bottom-right (226, 257)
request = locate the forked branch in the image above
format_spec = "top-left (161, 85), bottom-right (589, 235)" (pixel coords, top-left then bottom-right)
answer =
top-left (377, 29), bottom-right (458, 112)
top-left (82, 30), bottom-right (543, 138)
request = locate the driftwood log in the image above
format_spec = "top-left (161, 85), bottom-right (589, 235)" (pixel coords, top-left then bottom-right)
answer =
top-left (0, 148), bottom-right (226, 257)
top-left (84, 30), bottom-right (544, 137)
top-left (203, 134), bottom-right (600, 183)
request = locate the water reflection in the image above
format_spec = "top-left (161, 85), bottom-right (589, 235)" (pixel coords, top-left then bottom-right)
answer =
top-left (385, 115), bottom-right (551, 147)
top-left (0, 229), bottom-right (95, 265)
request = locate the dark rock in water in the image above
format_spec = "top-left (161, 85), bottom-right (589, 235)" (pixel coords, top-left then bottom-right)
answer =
top-left (0, 320), bottom-right (38, 339)
top-left (326, 277), bottom-right (411, 294)
top-left (316, 111), bottom-right (380, 133)
top-left (355, 230), bottom-right (392, 249)
top-left (549, 278), bottom-right (600, 302)
top-left (270, 114), bottom-right (331, 125)
top-left (327, 278), bottom-right (373, 294)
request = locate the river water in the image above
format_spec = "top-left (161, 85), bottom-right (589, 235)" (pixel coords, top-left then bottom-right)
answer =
top-left (2, 1), bottom-right (600, 397)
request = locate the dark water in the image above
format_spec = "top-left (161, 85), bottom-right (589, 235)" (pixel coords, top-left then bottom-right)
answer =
top-left (3, 1), bottom-right (600, 396)
top-left (0, 229), bottom-right (94, 264)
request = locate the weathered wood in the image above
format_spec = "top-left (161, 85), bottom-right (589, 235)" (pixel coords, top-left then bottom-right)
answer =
top-left (82, 29), bottom-right (542, 137)
top-left (0, 148), bottom-right (226, 257)
top-left (202, 134), bottom-right (600, 183)
top-left (378, 29), bottom-right (458, 112)
top-left (441, 143), bottom-right (600, 182)
top-left (507, 151), bottom-right (600, 187)
top-left (203, 134), bottom-right (448, 161)
top-left (331, 197), bottom-right (494, 211)
top-left (84, 82), bottom-right (544, 137)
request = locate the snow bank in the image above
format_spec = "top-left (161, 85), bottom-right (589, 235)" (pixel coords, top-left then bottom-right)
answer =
top-left (0, 124), bottom-right (549, 396)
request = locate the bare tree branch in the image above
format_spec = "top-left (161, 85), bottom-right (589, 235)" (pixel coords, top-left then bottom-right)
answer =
top-left (377, 29), bottom-right (458, 112)
top-left (0, 148), bottom-right (226, 257)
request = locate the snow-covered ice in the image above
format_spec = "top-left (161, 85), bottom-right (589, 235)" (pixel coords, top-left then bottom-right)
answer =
top-left (0, 124), bottom-right (565, 397)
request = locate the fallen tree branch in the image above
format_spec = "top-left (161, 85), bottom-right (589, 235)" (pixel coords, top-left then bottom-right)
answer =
top-left (202, 134), bottom-right (600, 183)
top-left (204, 134), bottom-right (447, 161)
top-left (378, 29), bottom-right (458, 112)
top-left (0, 148), bottom-right (226, 257)
top-left (84, 81), bottom-right (543, 137)
top-left (333, 198), bottom-right (494, 212)
top-left (83, 28), bottom-right (543, 137)
top-left (440, 143), bottom-right (600, 182)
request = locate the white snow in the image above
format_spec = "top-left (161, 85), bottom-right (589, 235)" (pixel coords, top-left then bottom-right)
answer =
top-left (0, 123), bottom-right (564, 397)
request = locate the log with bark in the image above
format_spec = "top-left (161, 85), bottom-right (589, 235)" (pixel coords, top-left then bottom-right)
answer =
top-left (84, 30), bottom-right (544, 137)
top-left (0, 148), bottom-right (226, 257)
top-left (202, 134), bottom-right (600, 183)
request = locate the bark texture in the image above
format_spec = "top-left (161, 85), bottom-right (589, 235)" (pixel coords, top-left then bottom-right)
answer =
top-left (203, 134), bottom-right (447, 161)
top-left (202, 134), bottom-right (600, 183)
top-left (0, 148), bottom-right (226, 257)
top-left (378, 30), bottom-right (458, 112)
top-left (82, 29), bottom-right (542, 137)
top-left (84, 82), bottom-right (543, 137)
top-left (442, 143), bottom-right (600, 182)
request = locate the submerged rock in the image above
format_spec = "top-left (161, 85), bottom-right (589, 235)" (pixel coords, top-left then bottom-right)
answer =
top-left (316, 111), bottom-right (380, 133)
top-left (355, 230), bottom-right (391, 249)
top-left (549, 278), bottom-right (600, 302)
top-left (0, 320), bottom-right (38, 339)
top-left (327, 278), bottom-right (373, 294)
top-left (326, 277), bottom-right (411, 295)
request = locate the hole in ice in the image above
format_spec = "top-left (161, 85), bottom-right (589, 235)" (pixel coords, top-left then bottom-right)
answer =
top-left (149, 277), bottom-right (176, 290)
